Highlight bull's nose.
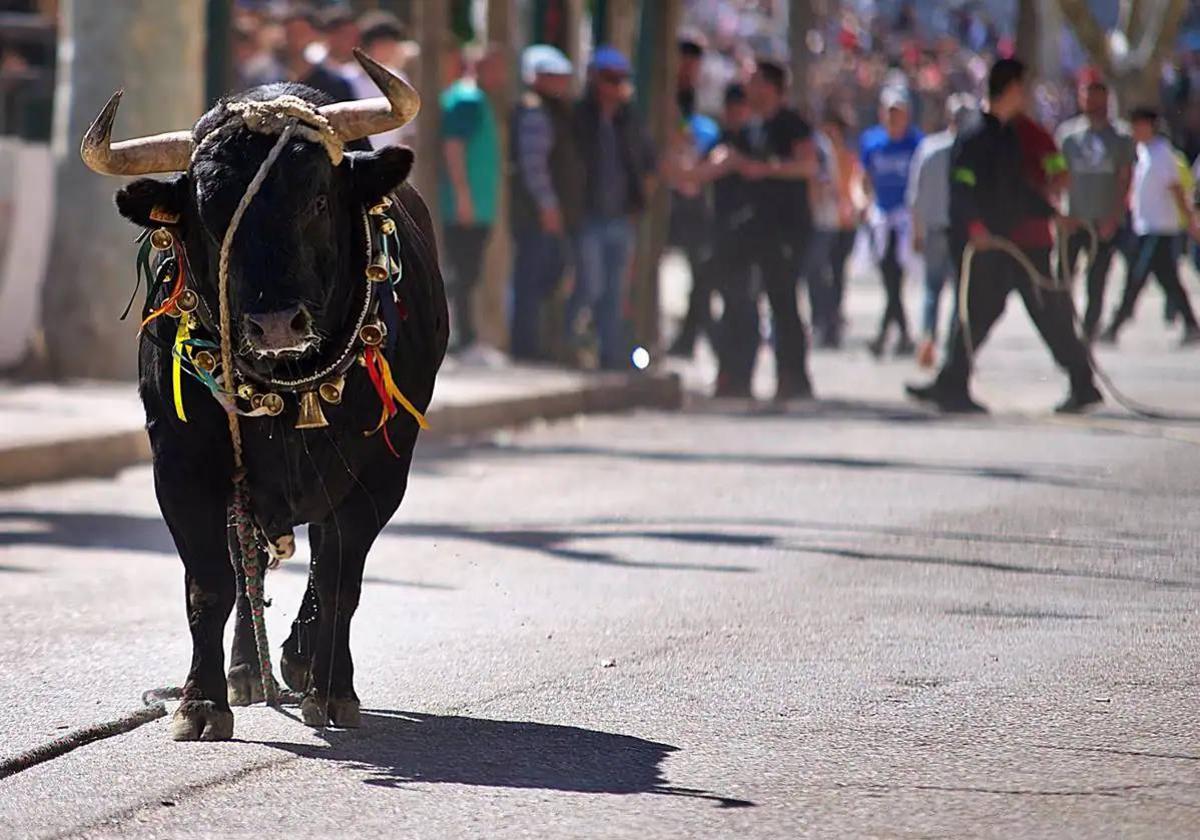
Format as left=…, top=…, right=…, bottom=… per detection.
left=243, top=305, right=315, bottom=356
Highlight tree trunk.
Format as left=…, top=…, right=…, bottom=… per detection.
left=40, top=0, right=205, bottom=380
left=1015, top=0, right=1040, bottom=78
left=1057, top=0, right=1187, bottom=112
left=477, top=0, right=516, bottom=351
left=789, top=0, right=816, bottom=114
left=413, top=1, right=446, bottom=237
left=606, top=0, right=636, bottom=58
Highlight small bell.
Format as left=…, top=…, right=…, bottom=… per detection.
left=295, top=390, right=329, bottom=429
left=193, top=351, right=217, bottom=373
left=260, top=393, right=284, bottom=416
left=380, top=218, right=396, bottom=235
left=359, top=323, right=385, bottom=346
left=177, top=288, right=199, bottom=314
left=318, top=376, right=344, bottom=405
left=237, top=384, right=256, bottom=402
left=365, top=260, right=390, bottom=283
left=368, top=196, right=392, bottom=215
left=149, top=228, right=174, bottom=251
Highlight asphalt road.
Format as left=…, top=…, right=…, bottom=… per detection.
left=1, top=281, right=1199, bottom=838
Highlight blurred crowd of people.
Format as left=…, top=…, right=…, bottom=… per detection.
left=225, top=2, right=1200, bottom=410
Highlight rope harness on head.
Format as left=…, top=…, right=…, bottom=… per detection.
left=958, top=224, right=1200, bottom=423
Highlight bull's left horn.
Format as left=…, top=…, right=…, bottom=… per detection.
left=319, top=48, right=420, bottom=142
left=80, top=90, right=195, bottom=176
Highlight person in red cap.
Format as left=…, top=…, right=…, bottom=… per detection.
left=1055, top=69, right=1135, bottom=341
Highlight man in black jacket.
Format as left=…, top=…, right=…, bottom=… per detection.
left=906, top=58, right=1101, bottom=415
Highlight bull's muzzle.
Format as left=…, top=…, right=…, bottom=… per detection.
left=242, top=305, right=318, bottom=360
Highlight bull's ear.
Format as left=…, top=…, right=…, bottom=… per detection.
left=115, top=175, right=190, bottom=228
left=346, top=147, right=415, bottom=208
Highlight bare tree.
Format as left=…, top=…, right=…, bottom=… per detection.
left=40, top=0, right=206, bottom=379
left=1058, top=0, right=1188, bottom=109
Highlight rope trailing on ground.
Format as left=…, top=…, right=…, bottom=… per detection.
left=958, top=225, right=1200, bottom=422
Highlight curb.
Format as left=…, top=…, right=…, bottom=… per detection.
left=0, top=372, right=681, bottom=489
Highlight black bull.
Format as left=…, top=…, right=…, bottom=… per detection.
left=104, top=83, right=447, bottom=740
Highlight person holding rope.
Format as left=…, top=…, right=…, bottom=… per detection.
left=906, top=58, right=1103, bottom=415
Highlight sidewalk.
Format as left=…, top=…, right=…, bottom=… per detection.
left=0, top=364, right=681, bottom=488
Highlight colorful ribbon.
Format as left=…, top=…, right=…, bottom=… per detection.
left=363, top=345, right=429, bottom=457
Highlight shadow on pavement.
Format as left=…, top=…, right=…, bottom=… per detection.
left=482, top=442, right=1105, bottom=492
left=263, top=709, right=754, bottom=808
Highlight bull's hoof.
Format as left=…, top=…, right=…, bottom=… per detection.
left=226, top=664, right=264, bottom=707
left=170, top=700, right=234, bottom=742
left=280, top=650, right=311, bottom=694
left=299, top=694, right=361, bottom=728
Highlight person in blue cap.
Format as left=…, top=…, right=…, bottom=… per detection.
left=567, top=45, right=658, bottom=369
left=509, top=45, right=583, bottom=361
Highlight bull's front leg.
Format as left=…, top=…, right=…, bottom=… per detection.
left=298, top=476, right=408, bottom=729
left=155, top=462, right=237, bottom=741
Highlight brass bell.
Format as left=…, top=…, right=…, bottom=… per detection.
left=318, top=376, right=344, bottom=405
left=250, top=393, right=266, bottom=410
left=237, top=384, right=256, bottom=401
left=177, top=288, right=199, bottom=314
left=295, top=390, right=329, bottom=429
left=368, top=196, right=392, bottom=215
left=149, top=228, right=174, bottom=251
left=365, top=261, right=390, bottom=283
left=380, top=218, right=396, bottom=235
left=359, top=323, right=384, bottom=346
left=260, top=393, right=284, bottom=416
left=193, top=350, right=217, bottom=373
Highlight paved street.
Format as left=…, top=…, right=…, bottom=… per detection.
left=1, top=274, right=1199, bottom=838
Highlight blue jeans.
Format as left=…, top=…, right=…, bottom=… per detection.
left=510, top=229, right=567, bottom=361
left=568, top=216, right=635, bottom=369
left=922, top=228, right=954, bottom=339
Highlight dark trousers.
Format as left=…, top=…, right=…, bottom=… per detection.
left=670, top=195, right=713, bottom=344
left=510, top=229, right=566, bottom=361
left=713, top=229, right=812, bottom=394
left=1066, top=228, right=1118, bottom=339
left=1110, top=234, right=1198, bottom=332
left=444, top=223, right=492, bottom=348
left=877, top=228, right=910, bottom=340
left=937, top=246, right=1095, bottom=395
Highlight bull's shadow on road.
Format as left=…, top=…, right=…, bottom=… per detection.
left=263, top=709, right=753, bottom=808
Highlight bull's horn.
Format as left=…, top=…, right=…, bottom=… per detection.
left=319, top=48, right=420, bottom=142
left=80, top=90, right=194, bottom=176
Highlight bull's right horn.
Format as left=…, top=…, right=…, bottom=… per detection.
left=319, top=48, right=420, bottom=143
left=80, top=90, right=195, bottom=176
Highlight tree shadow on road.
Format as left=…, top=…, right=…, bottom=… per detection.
left=262, top=709, right=754, bottom=808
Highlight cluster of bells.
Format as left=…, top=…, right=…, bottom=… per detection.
left=148, top=196, right=400, bottom=431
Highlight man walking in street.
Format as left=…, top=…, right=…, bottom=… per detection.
left=907, top=93, right=977, bottom=368
left=906, top=58, right=1102, bottom=415
left=440, top=44, right=506, bottom=356
left=509, top=46, right=582, bottom=362
left=860, top=88, right=923, bottom=358
left=1100, top=107, right=1200, bottom=346
left=1056, top=69, right=1135, bottom=342
left=568, top=46, right=657, bottom=370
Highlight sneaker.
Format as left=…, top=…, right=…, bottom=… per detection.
left=894, top=335, right=916, bottom=357
left=905, top=381, right=988, bottom=414
left=1181, top=326, right=1200, bottom=347
left=916, top=338, right=937, bottom=369
left=1055, top=384, right=1103, bottom=415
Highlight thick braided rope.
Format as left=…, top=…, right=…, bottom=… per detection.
left=217, top=121, right=298, bottom=706
left=197, top=95, right=344, bottom=164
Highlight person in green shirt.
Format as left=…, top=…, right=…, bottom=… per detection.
left=439, top=45, right=505, bottom=352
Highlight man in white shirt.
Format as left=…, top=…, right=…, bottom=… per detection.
left=1100, top=107, right=1200, bottom=346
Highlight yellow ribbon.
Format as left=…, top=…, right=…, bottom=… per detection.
left=377, top=351, right=429, bottom=430
left=173, top=317, right=191, bottom=422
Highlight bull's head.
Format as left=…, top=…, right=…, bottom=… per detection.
left=83, top=50, right=417, bottom=376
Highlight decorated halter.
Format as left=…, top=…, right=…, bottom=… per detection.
left=134, top=92, right=427, bottom=455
